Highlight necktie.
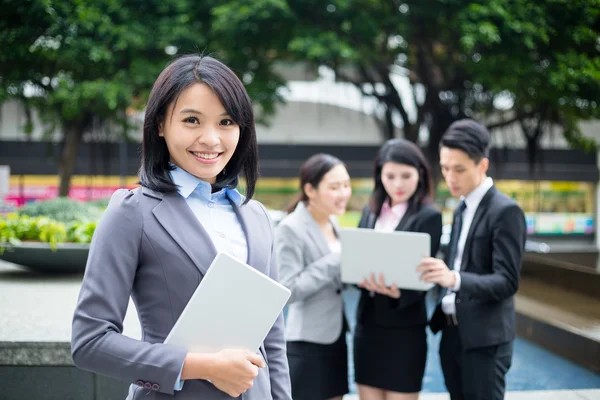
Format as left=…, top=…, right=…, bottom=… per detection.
left=438, top=200, right=467, bottom=302
left=446, top=200, right=467, bottom=271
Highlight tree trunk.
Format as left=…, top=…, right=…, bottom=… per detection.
left=426, top=109, right=455, bottom=190
left=58, top=120, right=85, bottom=197
left=383, top=106, right=395, bottom=140
left=404, top=124, right=419, bottom=143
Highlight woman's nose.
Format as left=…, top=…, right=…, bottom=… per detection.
left=197, top=126, right=220, bottom=147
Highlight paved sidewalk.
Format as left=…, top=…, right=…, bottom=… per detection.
left=344, top=389, right=600, bottom=400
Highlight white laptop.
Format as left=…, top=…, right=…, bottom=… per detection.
left=339, top=227, right=434, bottom=291
left=164, top=252, right=291, bottom=353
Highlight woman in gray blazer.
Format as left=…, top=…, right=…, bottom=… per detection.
left=275, top=153, right=352, bottom=400
left=71, top=55, right=291, bottom=400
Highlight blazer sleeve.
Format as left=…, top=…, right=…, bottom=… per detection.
left=459, top=204, right=526, bottom=302
left=395, top=208, right=443, bottom=309
left=71, top=189, right=187, bottom=395
left=257, top=205, right=292, bottom=400
left=275, top=223, right=340, bottom=303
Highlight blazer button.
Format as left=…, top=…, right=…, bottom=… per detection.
left=152, top=383, right=160, bottom=391
left=336, top=289, right=341, bottom=294
left=144, top=382, right=152, bottom=390
left=136, top=380, right=144, bottom=387
left=456, top=298, right=461, bottom=304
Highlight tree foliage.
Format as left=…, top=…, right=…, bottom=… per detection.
left=1, top=0, right=599, bottom=194
left=217, top=0, right=600, bottom=171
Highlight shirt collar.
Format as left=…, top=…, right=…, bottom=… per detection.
left=381, top=200, right=408, bottom=217
left=462, top=177, right=493, bottom=211
left=169, top=164, right=243, bottom=206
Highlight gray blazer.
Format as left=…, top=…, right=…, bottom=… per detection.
left=275, top=202, right=344, bottom=344
left=71, top=187, right=292, bottom=400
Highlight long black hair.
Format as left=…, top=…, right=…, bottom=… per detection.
left=369, top=139, right=433, bottom=215
left=285, top=153, right=345, bottom=213
left=139, top=55, right=259, bottom=203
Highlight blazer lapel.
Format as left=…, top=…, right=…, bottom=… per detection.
left=366, top=210, right=377, bottom=229
left=148, top=189, right=217, bottom=276
left=460, top=186, right=496, bottom=271
left=296, top=203, right=331, bottom=258
left=231, top=200, right=263, bottom=268
left=394, top=205, right=417, bottom=232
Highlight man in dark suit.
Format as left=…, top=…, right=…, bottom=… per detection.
left=417, top=119, right=527, bottom=400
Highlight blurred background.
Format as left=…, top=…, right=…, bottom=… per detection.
left=0, top=1, right=599, bottom=399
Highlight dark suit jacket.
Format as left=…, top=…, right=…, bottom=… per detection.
left=430, top=186, right=527, bottom=350
left=355, top=202, right=443, bottom=328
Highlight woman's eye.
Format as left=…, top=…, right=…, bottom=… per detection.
left=183, top=117, right=199, bottom=124
left=221, top=119, right=236, bottom=126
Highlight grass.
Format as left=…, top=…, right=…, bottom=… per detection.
left=337, top=211, right=361, bottom=227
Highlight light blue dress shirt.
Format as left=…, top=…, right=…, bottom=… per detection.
left=169, top=165, right=248, bottom=390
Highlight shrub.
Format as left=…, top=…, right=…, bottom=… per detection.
left=0, top=214, right=97, bottom=251
left=19, top=198, right=104, bottom=223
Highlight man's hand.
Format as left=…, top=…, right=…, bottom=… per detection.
left=417, top=257, right=456, bottom=288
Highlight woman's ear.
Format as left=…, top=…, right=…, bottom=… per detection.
left=303, top=182, right=316, bottom=200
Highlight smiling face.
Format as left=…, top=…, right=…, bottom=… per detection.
left=305, top=164, right=352, bottom=216
left=159, top=82, right=240, bottom=184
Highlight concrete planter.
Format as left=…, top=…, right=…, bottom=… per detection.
left=0, top=242, right=89, bottom=273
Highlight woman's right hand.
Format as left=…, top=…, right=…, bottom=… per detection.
left=210, top=349, right=265, bottom=397
left=182, top=349, right=265, bottom=397
left=358, top=272, right=401, bottom=299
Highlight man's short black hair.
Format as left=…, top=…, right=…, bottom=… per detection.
left=439, top=119, right=491, bottom=163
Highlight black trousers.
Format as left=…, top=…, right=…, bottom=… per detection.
left=439, top=326, right=513, bottom=400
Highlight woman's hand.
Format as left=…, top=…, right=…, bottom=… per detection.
left=358, top=272, right=401, bottom=299
left=182, top=349, right=265, bottom=397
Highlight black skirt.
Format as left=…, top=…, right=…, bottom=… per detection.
left=286, top=327, right=349, bottom=400
left=353, top=323, right=427, bottom=393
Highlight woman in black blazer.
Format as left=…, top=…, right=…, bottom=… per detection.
left=354, top=139, right=442, bottom=400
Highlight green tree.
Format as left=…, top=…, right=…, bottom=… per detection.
left=2, top=0, right=598, bottom=194
left=0, top=0, right=295, bottom=195
left=219, top=0, right=600, bottom=173
left=0, top=0, right=206, bottom=196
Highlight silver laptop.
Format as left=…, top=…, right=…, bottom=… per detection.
left=339, top=227, right=433, bottom=291
left=164, top=252, right=291, bottom=353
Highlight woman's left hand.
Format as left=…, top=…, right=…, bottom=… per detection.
left=358, top=272, right=401, bottom=299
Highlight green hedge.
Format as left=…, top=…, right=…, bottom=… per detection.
left=18, top=198, right=104, bottom=223
left=0, top=199, right=102, bottom=251
left=0, top=213, right=97, bottom=250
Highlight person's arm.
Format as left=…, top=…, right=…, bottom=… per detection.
left=355, top=206, right=375, bottom=293
left=258, top=205, right=292, bottom=400
left=459, top=205, right=526, bottom=302
left=394, top=210, right=443, bottom=309
left=71, top=189, right=187, bottom=395
left=275, top=223, right=340, bottom=303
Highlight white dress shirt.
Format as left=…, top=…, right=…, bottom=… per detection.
left=169, top=165, right=248, bottom=389
left=170, top=165, right=248, bottom=263
left=442, top=177, right=494, bottom=315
